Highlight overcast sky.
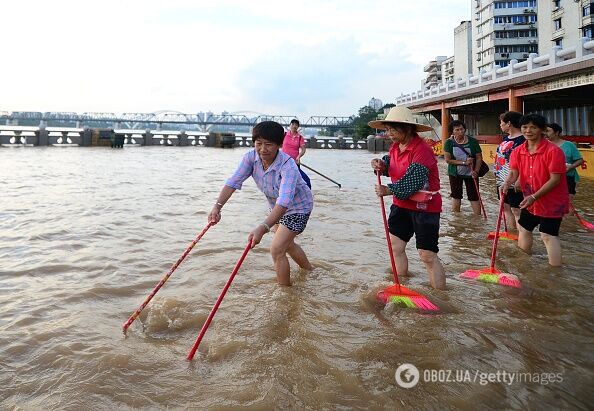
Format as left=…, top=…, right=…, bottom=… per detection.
left=2, top=0, right=470, bottom=118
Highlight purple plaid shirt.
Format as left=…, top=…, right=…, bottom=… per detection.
left=225, top=149, right=313, bottom=214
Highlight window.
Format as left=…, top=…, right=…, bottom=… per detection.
left=583, top=3, right=594, bottom=17
left=553, top=0, right=560, bottom=8
left=554, top=18, right=562, bottom=30
left=584, top=24, right=594, bottom=39
left=554, top=38, right=563, bottom=47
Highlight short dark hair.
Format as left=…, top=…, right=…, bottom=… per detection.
left=499, top=111, right=523, bottom=128
left=547, top=122, right=562, bottom=134
left=449, top=120, right=467, bottom=134
left=252, top=121, right=285, bottom=145
left=519, top=113, right=547, bottom=130
left=290, top=118, right=300, bottom=126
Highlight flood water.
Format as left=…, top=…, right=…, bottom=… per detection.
left=1, top=146, right=593, bottom=410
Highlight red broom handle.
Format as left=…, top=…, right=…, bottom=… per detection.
left=490, top=193, right=506, bottom=271
left=187, top=241, right=251, bottom=361
left=377, top=172, right=401, bottom=288
left=473, top=177, right=487, bottom=220
left=122, top=222, right=213, bottom=333
left=471, top=159, right=487, bottom=220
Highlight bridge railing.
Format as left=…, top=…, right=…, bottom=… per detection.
left=1, top=111, right=356, bottom=129
left=0, top=126, right=368, bottom=149
left=396, top=38, right=594, bottom=106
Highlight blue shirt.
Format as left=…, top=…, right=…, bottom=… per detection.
left=225, top=149, right=313, bottom=214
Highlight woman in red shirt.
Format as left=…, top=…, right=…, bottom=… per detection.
left=501, top=113, right=569, bottom=266
left=369, top=107, right=446, bottom=290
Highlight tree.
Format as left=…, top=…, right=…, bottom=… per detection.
left=352, top=105, right=381, bottom=139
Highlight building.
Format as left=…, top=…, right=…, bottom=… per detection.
left=454, top=21, right=474, bottom=80
left=368, top=97, right=383, bottom=111
left=441, top=56, right=456, bottom=84
left=422, top=56, right=448, bottom=90
left=472, top=0, right=539, bottom=73
left=538, top=0, right=593, bottom=55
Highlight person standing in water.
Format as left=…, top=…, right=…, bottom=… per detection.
left=443, top=120, right=484, bottom=216
left=545, top=122, right=583, bottom=200
left=494, top=111, right=525, bottom=230
left=208, top=121, right=313, bottom=286
left=501, top=114, right=569, bottom=267
left=281, top=119, right=311, bottom=189
left=369, top=106, right=446, bottom=290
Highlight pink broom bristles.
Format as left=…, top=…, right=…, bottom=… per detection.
left=460, top=269, right=521, bottom=289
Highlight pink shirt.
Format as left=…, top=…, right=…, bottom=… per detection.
left=509, top=138, right=569, bottom=218
left=389, top=135, right=442, bottom=213
left=282, top=131, right=305, bottom=160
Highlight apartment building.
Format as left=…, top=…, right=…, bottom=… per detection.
left=472, top=0, right=539, bottom=73
left=538, top=0, right=594, bottom=55
left=422, top=56, right=448, bottom=90
left=454, top=21, right=474, bottom=80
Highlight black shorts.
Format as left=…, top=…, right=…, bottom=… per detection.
left=388, top=205, right=440, bottom=253
left=449, top=175, right=479, bottom=201
left=518, top=208, right=562, bottom=236
left=566, top=175, right=576, bottom=195
left=496, top=187, right=524, bottom=208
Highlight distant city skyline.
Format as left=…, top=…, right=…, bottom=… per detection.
left=2, top=1, right=469, bottom=117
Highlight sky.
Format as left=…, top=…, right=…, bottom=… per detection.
left=2, top=0, right=470, bottom=118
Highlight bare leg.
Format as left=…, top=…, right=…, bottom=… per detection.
left=270, top=225, right=300, bottom=286
left=504, top=204, right=517, bottom=230
left=517, top=225, right=533, bottom=255
left=540, top=233, right=562, bottom=266
left=511, top=207, right=521, bottom=231
left=389, top=234, right=408, bottom=277
left=452, top=198, right=461, bottom=212
left=469, top=200, right=481, bottom=216
left=418, top=249, right=446, bottom=290
left=287, top=240, right=312, bottom=270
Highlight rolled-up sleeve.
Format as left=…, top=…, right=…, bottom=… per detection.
left=276, top=161, right=299, bottom=208
left=225, top=151, right=255, bottom=190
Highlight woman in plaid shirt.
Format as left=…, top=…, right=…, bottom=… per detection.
left=208, top=121, right=314, bottom=286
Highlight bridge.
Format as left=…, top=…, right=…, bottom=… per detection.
left=0, top=110, right=356, bottom=131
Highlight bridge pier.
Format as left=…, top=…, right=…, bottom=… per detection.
left=36, top=128, right=49, bottom=146
left=143, top=130, right=153, bottom=146
left=178, top=131, right=188, bottom=146
left=81, top=128, right=92, bottom=146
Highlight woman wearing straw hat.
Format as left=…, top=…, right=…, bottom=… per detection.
left=370, top=106, right=446, bottom=290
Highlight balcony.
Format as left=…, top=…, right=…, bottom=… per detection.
left=553, top=28, right=566, bottom=39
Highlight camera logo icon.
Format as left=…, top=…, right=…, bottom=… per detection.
left=395, top=363, right=420, bottom=388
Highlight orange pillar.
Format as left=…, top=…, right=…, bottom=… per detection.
left=441, top=102, right=450, bottom=150
left=508, top=88, right=523, bottom=113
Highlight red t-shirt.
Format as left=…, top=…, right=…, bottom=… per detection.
left=389, top=135, right=442, bottom=213
left=509, top=138, right=569, bottom=218
left=282, top=131, right=305, bottom=160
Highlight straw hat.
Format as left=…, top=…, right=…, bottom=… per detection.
left=368, top=106, right=433, bottom=132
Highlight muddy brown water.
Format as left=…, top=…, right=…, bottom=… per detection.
left=1, top=147, right=593, bottom=409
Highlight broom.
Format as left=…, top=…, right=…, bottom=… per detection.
left=461, top=194, right=521, bottom=288
left=375, top=172, right=439, bottom=311
left=570, top=202, right=594, bottom=232
left=487, top=211, right=518, bottom=241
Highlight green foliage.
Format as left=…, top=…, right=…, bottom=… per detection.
left=352, top=105, right=382, bottom=140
